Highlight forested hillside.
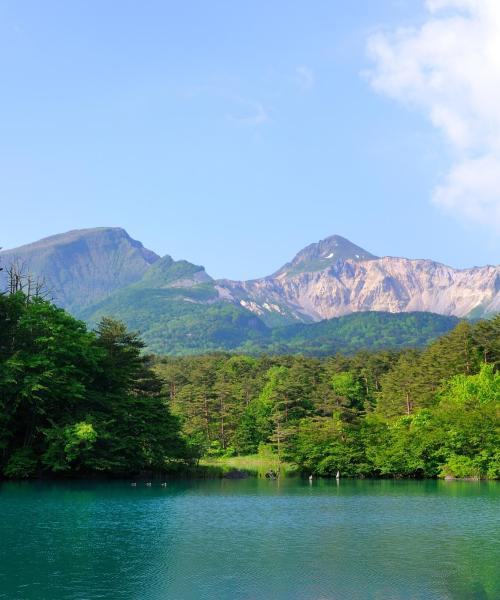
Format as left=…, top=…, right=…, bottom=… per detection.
left=81, top=282, right=269, bottom=355
left=238, top=311, right=459, bottom=356
left=84, top=292, right=459, bottom=355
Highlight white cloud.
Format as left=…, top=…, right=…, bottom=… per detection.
left=367, top=0, right=500, bottom=230
left=434, top=155, right=500, bottom=225
left=296, top=66, right=315, bottom=92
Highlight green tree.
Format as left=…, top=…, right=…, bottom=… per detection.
left=473, top=315, right=500, bottom=367
left=0, top=297, right=186, bottom=478
left=376, top=350, right=425, bottom=417
left=435, top=364, right=499, bottom=479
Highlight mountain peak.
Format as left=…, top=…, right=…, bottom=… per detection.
left=2, top=227, right=123, bottom=252
left=0, top=227, right=160, bottom=313
left=273, top=234, right=378, bottom=277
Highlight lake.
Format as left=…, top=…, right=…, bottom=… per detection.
left=0, top=478, right=498, bottom=599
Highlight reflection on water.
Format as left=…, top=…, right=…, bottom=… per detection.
left=0, top=479, right=498, bottom=600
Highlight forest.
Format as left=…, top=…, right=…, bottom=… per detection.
left=0, top=286, right=498, bottom=480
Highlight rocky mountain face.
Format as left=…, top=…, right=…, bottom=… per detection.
left=217, top=235, right=500, bottom=323
left=0, top=227, right=160, bottom=314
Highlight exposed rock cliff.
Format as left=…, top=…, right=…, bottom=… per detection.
left=218, top=237, right=499, bottom=323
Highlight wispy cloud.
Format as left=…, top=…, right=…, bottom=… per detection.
left=295, top=66, right=315, bottom=92
left=227, top=100, right=271, bottom=127
left=367, top=0, right=500, bottom=230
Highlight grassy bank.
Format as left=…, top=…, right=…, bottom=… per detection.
left=199, top=454, right=298, bottom=478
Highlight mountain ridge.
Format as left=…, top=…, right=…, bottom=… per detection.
left=0, top=227, right=160, bottom=313
left=219, top=254, right=499, bottom=324
left=1, top=227, right=498, bottom=355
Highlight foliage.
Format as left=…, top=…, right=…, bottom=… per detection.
left=3, top=448, right=38, bottom=478
left=0, top=292, right=187, bottom=478
left=434, top=364, right=499, bottom=479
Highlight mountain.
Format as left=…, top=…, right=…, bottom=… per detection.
left=0, top=227, right=159, bottom=314
left=272, top=234, right=378, bottom=277
left=218, top=236, right=500, bottom=324
left=79, top=254, right=268, bottom=355
left=1, top=228, right=498, bottom=355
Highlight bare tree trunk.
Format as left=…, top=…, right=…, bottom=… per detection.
left=220, top=397, right=225, bottom=449
left=405, top=391, right=411, bottom=415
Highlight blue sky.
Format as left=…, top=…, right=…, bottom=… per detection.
left=1, top=0, right=498, bottom=279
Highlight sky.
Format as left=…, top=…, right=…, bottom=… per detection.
left=0, top=0, right=499, bottom=279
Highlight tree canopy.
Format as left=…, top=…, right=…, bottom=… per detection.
left=0, top=292, right=187, bottom=478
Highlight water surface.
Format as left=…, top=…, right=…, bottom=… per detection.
left=1, top=478, right=498, bottom=599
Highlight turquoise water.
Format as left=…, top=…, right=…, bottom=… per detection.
left=0, top=479, right=498, bottom=599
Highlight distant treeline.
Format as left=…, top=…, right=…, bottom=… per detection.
left=236, top=311, right=459, bottom=356
left=0, top=288, right=498, bottom=479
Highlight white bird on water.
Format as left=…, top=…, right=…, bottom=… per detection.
left=146, top=482, right=152, bottom=487
left=336, top=471, right=340, bottom=480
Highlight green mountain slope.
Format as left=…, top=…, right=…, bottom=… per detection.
left=82, top=288, right=269, bottom=355
left=80, top=255, right=269, bottom=354
left=136, top=254, right=213, bottom=288
left=0, top=227, right=159, bottom=314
